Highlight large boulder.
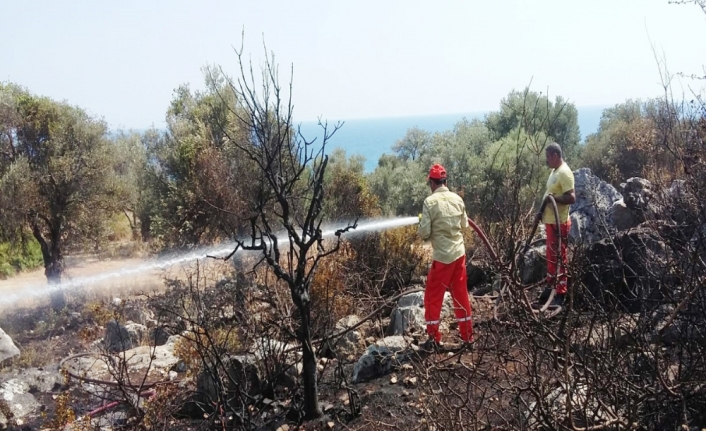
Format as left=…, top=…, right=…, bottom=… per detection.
left=569, top=168, right=623, bottom=244
left=386, top=305, right=425, bottom=337
left=386, top=292, right=426, bottom=337
left=583, top=227, right=672, bottom=312
left=0, top=327, right=20, bottom=363
left=610, top=199, right=634, bottom=231
left=104, top=320, right=133, bottom=353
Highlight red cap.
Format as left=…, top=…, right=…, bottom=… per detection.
left=427, top=163, right=447, bottom=180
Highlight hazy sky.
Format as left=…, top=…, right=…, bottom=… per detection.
left=1, top=0, right=704, bottom=130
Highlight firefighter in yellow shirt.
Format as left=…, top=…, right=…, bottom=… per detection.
left=535, top=142, right=575, bottom=307
left=418, top=164, right=474, bottom=345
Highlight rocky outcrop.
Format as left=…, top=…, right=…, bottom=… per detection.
left=583, top=227, right=673, bottom=312
left=569, top=168, right=623, bottom=244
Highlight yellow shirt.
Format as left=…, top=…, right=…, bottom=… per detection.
left=418, top=186, right=468, bottom=264
left=542, top=161, right=574, bottom=224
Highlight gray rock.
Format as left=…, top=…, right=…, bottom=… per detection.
left=519, top=245, right=546, bottom=285
left=397, top=291, right=424, bottom=308
left=0, top=379, right=41, bottom=428
left=352, top=336, right=417, bottom=383
left=0, top=327, right=20, bottom=363
left=118, top=300, right=155, bottom=326
left=335, top=315, right=361, bottom=330
left=610, top=199, right=635, bottom=231
left=621, top=177, right=653, bottom=212
left=569, top=168, right=623, bottom=244
left=569, top=211, right=586, bottom=243
left=125, top=322, right=148, bottom=346
left=386, top=306, right=425, bottom=336
left=14, top=367, right=64, bottom=393
left=196, top=355, right=261, bottom=404
left=104, top=320, right=133, bottom=353
left=320, top=315, right=365, bottom=358
left=149, top=326, right=170, bottom=346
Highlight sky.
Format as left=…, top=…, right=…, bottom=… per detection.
left=1, top=0, right=705, bottom=130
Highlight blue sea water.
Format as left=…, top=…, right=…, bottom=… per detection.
left=299, top=106, right=607, bottom=173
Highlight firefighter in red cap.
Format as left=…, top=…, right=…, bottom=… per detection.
left=418, top=163, right=474, bottom=347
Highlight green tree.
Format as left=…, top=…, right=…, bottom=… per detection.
left=485, top=88, right=580, bottom=160
left=391, top=126, right=431, bottom=161
left=322, top=147, right=380, bottom=220
left=148, top=68, right=256, bottom=247
left=0, top=83, right=121, bottom=300
left=581, top=100, right=663, bottom=185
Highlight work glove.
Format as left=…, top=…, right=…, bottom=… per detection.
left=418, top=213, right=423, bottom=222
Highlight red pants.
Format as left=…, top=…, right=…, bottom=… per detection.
left=424, top=256, right=473, bottom=342
left=546, top=219, right=571, bottom=295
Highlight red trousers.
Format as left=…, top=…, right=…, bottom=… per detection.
left=425, top=255, right=473, bottom=342
left=546, top=219, right=571, bottom=295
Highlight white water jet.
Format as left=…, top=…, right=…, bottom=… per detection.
left=0, top=216, right=420, bottom=306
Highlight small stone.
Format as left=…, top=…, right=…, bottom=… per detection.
left=390, top=375, right=398, bottom=384
left=327, top=421, right=335, bottom=429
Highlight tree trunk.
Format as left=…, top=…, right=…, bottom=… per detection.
left=298, top=303, right=323, bottom=420
left=31, top=217, right=66, bottom=310
left=139, top=213, right=151, bottom=242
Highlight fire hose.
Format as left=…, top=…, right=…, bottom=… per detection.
left=465, top=194, right=562, bottom=315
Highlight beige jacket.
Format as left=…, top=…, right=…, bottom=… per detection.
left=418, top=186, right=468, bottom=264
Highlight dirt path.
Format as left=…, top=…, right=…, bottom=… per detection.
left=0, top=255, right=231, bottom=311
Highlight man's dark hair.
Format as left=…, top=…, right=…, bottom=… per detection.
left=546, top=142, right=563, bottom=158
left=431, top=178, right=447, bottom=186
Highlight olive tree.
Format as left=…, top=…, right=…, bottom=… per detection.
left=0, top=83, right=121, bottom=306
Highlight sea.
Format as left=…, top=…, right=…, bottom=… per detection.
left=299, top=105, right=608, bottom=173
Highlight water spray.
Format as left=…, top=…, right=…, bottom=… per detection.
left=0, top=216, right=420, bottom=306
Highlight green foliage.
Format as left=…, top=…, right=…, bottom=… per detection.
left=580, top=99, right=677, bottom=186
left=392, top=126, right=431, bottom=161
left=0, top=237, right=43, bottom=278
left=368, top=88, right=575, bottom=225
left=323, top=148, right=381, bottom=220
left=0, top=82, right=123, bottom=279
left=485, top=88, right=581, bottom=160
left=147, top=68, right=262, bottom=247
